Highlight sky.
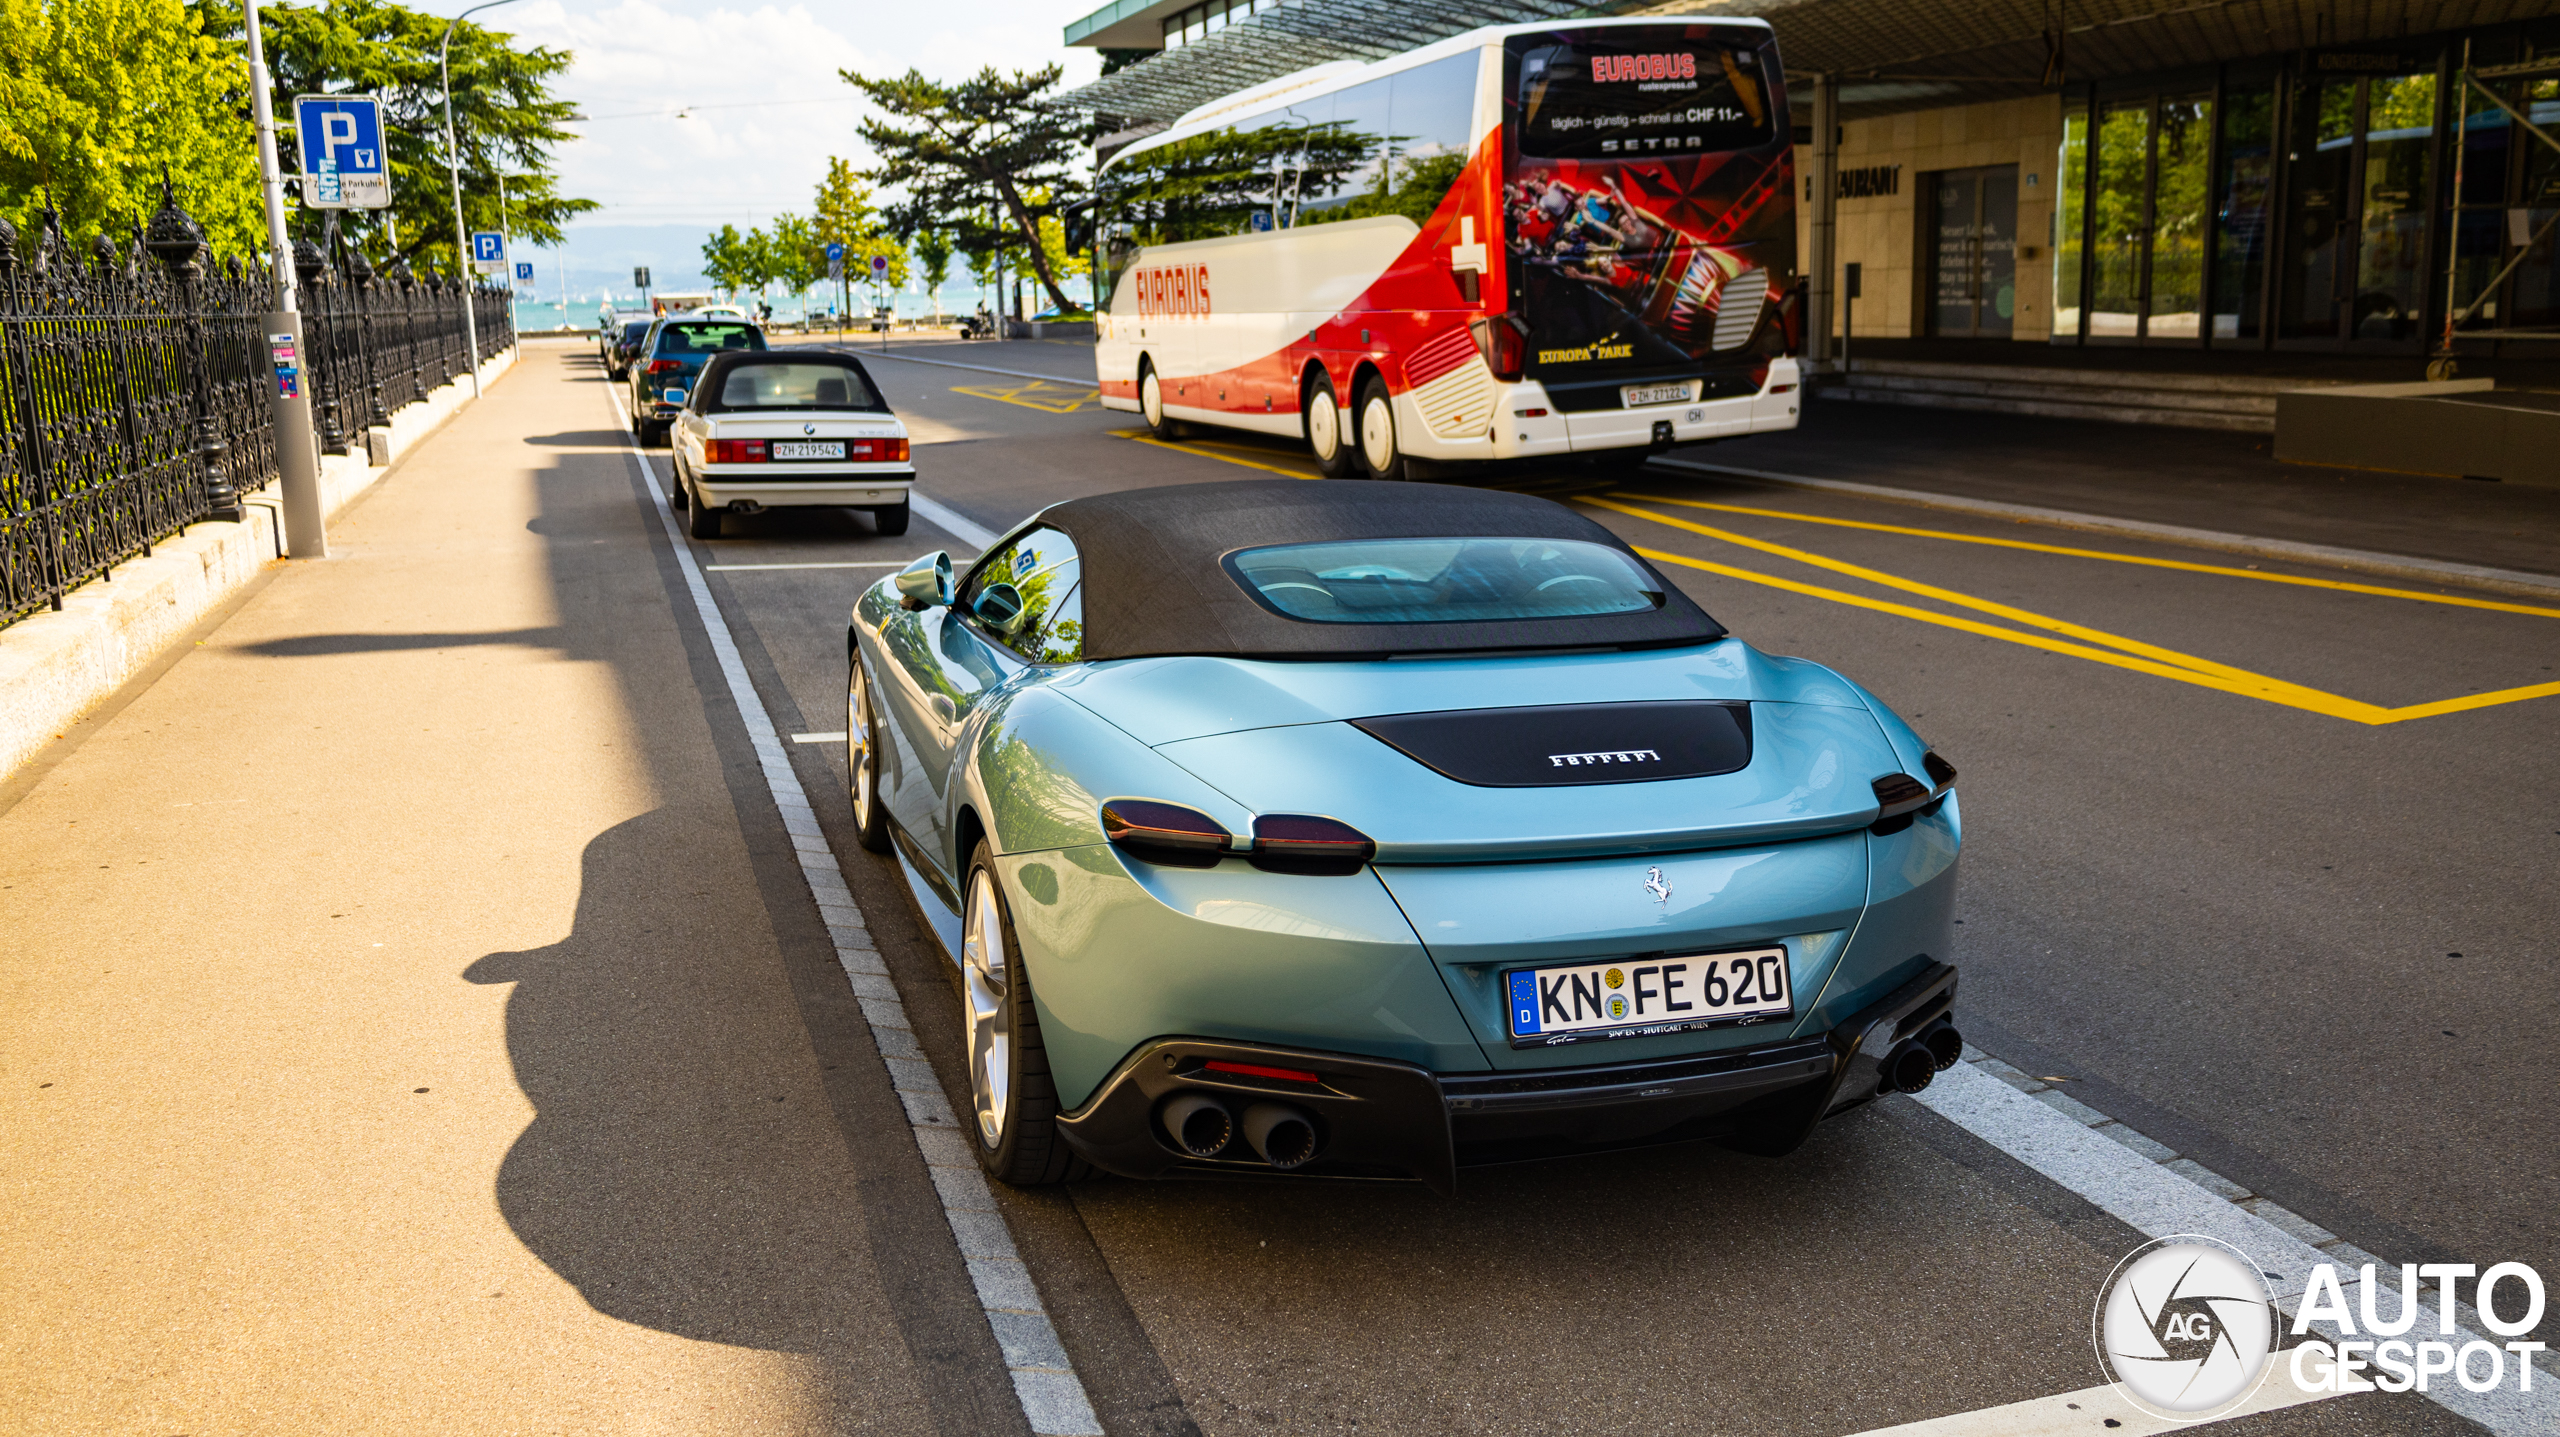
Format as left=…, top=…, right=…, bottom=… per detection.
left=406, top=0, right=1104, bottom=299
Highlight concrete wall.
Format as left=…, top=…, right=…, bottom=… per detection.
left=0, top=346, right=519, bottom=785
left=1796, top=94, right=2066, bottom=343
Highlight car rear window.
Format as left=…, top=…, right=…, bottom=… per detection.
left=706, top=361, right=883, bottom=411
left=657, top=322, right=764, bottom=355
left=620, top=321, right=651, bottom=340
left=1225, top=537, right=1665, bottom=624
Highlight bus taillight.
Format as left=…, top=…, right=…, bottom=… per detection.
left=1469, top=316, right=1527, bottom=383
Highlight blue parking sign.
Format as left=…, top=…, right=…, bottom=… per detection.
left=471, top=232, right=506, bottom=271
left=291, top=95, right=390, bottom=209
left=514, top=261, right=536, bottom=282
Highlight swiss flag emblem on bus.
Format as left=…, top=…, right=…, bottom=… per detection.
left=1135, top=262, right=1211, bottom=318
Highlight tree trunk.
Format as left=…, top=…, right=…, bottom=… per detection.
left=993, top=176, right=1076, bottom=315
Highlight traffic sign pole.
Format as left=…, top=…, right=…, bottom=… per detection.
left=245, top=0, right=327, bottom=559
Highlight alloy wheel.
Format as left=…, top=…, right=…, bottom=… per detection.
left=962, top=869, right=1012, bottom=1148
left=847, top=663, right=876, bottom=829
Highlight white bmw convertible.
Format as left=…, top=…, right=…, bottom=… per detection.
left=670, top=350, right=916, bottom=539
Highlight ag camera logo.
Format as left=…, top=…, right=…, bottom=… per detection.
left=2094, top=1237, right=2278, bottom=1419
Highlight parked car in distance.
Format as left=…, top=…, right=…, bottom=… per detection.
left=604, top=318, right=653, bottom=381
left=670, top=350, right=914, bottom=540
left=629, top=316, right=765, bottom=443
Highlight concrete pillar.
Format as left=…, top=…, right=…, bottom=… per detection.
left=1806, top=74, right=1839, bottom=372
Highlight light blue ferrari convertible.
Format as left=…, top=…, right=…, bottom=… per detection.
left=845, top=480, right=1960, bottom=1194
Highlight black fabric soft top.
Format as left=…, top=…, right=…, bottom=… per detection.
left=692, top=350, right=889, bottom=413
left=1035, top=479, right=1724, bottom=660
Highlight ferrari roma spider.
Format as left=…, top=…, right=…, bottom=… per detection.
left=846, top=480, right=1961, bottom=1194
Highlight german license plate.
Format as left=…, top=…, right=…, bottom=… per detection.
left=771, top=440, right=845, bottom=461
left=1622, top=381, right=1695, bottom=408
left=1504, top=947, right=1791, bottom=1047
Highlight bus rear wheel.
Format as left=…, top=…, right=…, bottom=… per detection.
left=1140, top=365, right=1182, bottom=439
left=1304, top=374, right=1359, bottom=478
left=1355, top=375, right=1407, bottom=481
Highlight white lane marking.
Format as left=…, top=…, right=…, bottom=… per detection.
left=910, top=493, right=1001, bottom=551
left=1844, top=1372, right=2333, bottom=1437
left=704, top=561, right=909, bottom=571
left=1914, top=1063, right=2559, bottom=1435
left=856, top=349, right=1093, bottom=384
left=791, top=731, right=847, bottom=744
left=611, top=399, right=1104, bottom=1437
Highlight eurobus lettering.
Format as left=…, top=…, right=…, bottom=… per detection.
left=1092, top=16, right=1803, bottom=481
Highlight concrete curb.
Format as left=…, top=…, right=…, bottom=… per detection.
left=1654, top=457, right=2560, bottom=602
left=0, top=347, right=519, bottom=784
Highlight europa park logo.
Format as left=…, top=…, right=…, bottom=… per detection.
left=2094, top=1237, right=2279, bottom=1419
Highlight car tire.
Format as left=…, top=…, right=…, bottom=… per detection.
left=960, top=843, right=1088, bottom=1186
left=846, top=647, right=891, bottom=853
left=1305, top=372, right=1359, bottom=479
left=872, top=501, right=910, bottom=537
left=1139, top=363, right=1182, bottom=440
left=686, top=488, right=722, bottom=539
left=1354, top=375, right=1407, bottom=481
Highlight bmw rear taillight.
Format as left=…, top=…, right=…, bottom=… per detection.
left=1248, top=814, right=1376, bottom=876
left=705, top=439, right=767, bottom=463
left=1101, top=800, right=1232, bottom=868
left=850, top=438, right=910, bottom=462
left=1469, top=316, right=1526, bottom=382
left=648, top=358, right=683, bottom=375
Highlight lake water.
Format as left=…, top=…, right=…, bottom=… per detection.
left=510, top=280, right=1085, bottom=333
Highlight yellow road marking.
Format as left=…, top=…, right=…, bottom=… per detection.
left=953, top=379, right=1099, bottom=413
left=1113, top=428, right=1320, bottom=479
left=1592, top=499, right=2560, bottom=726
left=1611, top=491, right=2560, bottom=620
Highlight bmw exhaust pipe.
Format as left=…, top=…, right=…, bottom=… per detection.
left=1241, top=1103, right=1319, bottom=1169
left=1159, top=1094, right=1234, bottom=1157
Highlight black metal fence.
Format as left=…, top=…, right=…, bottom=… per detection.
left=0, top=192, right=515, bottom=628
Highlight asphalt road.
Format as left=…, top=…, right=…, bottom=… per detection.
left=628, top=338, right=2558, bottom=1432
left=6, top=339, right=2541, bottom=1434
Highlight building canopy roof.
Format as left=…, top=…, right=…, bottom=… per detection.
left=1061, top=0, right=2555, bottom=129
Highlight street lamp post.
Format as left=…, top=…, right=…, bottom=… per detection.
left=441, top=0, right=522, bottom=399
left=243, top=0, right=326, bottom=557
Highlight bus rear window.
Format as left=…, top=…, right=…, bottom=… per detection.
left=1514, top=31, right=1774, bottom=160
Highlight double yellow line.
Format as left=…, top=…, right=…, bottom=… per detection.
left=1586, top=494, right=2560, bottom=726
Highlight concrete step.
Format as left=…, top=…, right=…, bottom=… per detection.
left=1838, top=370, right=2279, bottom=416
left=1819, top=383, right=2278, bottom=433
left=1841, top=358, right=2349, bottom=397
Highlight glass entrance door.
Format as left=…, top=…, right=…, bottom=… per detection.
left=1928, top=165, right=2018, bottom=337
left=2279, top=65, right=2439, bottom=343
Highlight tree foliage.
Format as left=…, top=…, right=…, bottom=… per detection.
left=239, top=0, right=595, bottom=272
left=0, top=0, right=263, bottom=258
left=843, top=64, right=1085, bottom=312
left=913, top=228, right=952, bottom=305
left=812, top=157, right=907, bottom=288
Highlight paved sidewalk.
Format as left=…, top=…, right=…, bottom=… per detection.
left=0, top=348, right=1006, bottom=1434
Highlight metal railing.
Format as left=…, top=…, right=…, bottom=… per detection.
left=0, top=191, right=515, bottom=628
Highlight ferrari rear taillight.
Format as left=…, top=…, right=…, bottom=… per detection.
left=1101, top=802, right=1377, bottom=875
left=851, top=437, right=910, bottom=462
left=1248, top=814, right=1376, bottom=877
left=1101, top=800, right=1233, bottom=868
left=1468, top=315, right=1526, bottom=382
left=705, top=439, right=767, bottom=463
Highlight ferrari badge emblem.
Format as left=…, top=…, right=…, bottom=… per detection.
left=1644, top=866, right=1671, bottom=904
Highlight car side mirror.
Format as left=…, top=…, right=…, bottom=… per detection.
left=896, top=551, right=953, bottom=610
left=971, top=581, right=1027, bottom=636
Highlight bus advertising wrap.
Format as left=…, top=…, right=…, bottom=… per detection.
left=1506, top=27, right=1795, bottom=382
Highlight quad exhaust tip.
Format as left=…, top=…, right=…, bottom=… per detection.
left=1159, top=1093, right=1234, bottom=1157
left=1881, top=1021, right=1964, bottom=1096
left=1242, top=1102, right=1319, bottom=1169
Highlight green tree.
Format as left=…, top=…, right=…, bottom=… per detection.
left=243, top=0, right=595, bottom=272
left=812, top=157, right=907, bottom=287
left=913, top=229, right=952, bottom=316
left=0, top=0, right=262, bottom=257
left=701, top=222, right=752, bottom=296
left=843, top=64, right=1085, bottom=312
left=767, top=210, right=821, bottom=313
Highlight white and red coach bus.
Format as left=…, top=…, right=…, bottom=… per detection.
left=1092, top=16, right=1802, bottom=479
